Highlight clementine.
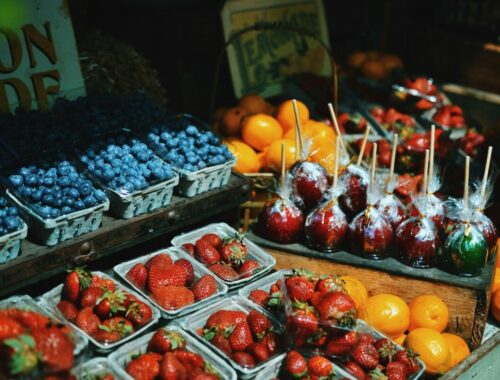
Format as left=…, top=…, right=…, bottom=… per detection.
left=225, top=138, right=260, bottom=173
left=305, top=120, right=336, bottom=141
left=238, top=94, right=273, bottom=114
left=266, top=139, right=297, bottom=171
left=309, top=137, right=337, bottom=175
left=393, top=334, right=407, bottom=346
left=405, top=328, right=451, bottom=375
left=360, top=294, right=410, bottom=338
left=492, top=267, right=500, bottom=293
left=241, top=114, right=283, bottom=151
left=491, top=288, right=500, bottom=322
left=408, top=295, right=449, bottom=332
left=275, top=100, right=309, bottom=132
left=339, top=275, right=368, bottom=311
left=220, top=107, right=248, bottom=137
left=442, top=333, right=470, bottom=368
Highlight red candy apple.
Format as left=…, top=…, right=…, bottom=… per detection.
left=375, top=193, right=407, bottom=231
left=290, top=161, right=329, bottom=211
left=339, top=165, right=369, bottom=217
left=258, top=197, right=304, bottom=244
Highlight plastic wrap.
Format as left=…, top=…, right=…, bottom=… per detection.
left=290, top=160, right=330, bottom=211
left=338, top=164, right=370, bottom=217
left=409, top=173, right=445, bottom=230
left=469, top=180, right=498, bottom=254
left=375, top=176, right=407, bottom=231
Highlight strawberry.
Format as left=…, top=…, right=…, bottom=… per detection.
left=308, top=355, right=333, bottom=377
left=0, top=316, right=24, bottom=340
left=325, top=330, right=358, bottom=356
left=344, top=360, right=366, bottom=380
left=368, top=367, right=388, bottom=379
left=394, top=349, right=420, bottom=375
left=192, top=274, right=218, bottom=301
left=246, top=310, right=270, bottom=340
left=289, top=302, right=318, bottom=332
left=316, top=291, right=356, bottom=328
left=307, top=328, right=327, bottom=346
left=211, top=333, right=232, bottom=355
left=352, top=342, right=380, bottom=370
left=63, top=268, right=92, bottom=303
left=181, top=243, right=195, bottom=256
left=95, top=290, right=127, bottom=319
left=1, top=309, right=49, bottom=330
left=160, top=352, right=187, bottom=379
left=310, top=291, right=324, bottom=310
left=315, top=275, right=344, bottom=293
left=220, top=234, right=247, bottom=266
left=205, top=310, right=247, bottom=333
left=249, top=289, right=269, bottom=307
left=151, top=286, right=194, bottom=310
left=201, top=233, right=223, bottom=249
left=90, top=275, right=116, bottom=292
left=231, top=351, right=255, bottom=368
left=148, top=328, right=186, bottom=353
left=56, top=300, right=78, bottom=323
left=75, top=307, right=100, bottom=335
left=237, top=260, right=260, bottom=278
left=191, top=373, right=218, bottom=380
left=32, top=326, right=74, bottom=372
left=80, top=287, right=104, bottom=308
left=358, top=333, right=376, bottom=345
left=145, top=253, right=172, bottom=270
left=173, top=350, right=205, bottom=369
left=229, top=322, right=253, bottom=351
left=261, top=330, right=281, bottom=354
left=126, top=352, right=162, bottom=380
left=126, top=263, right=148, bottom=290
left=96, top=317, right=134, bottom=342
left=270, top=280, right=281, bottom=293
left=208, top=263, right=238, bottom=281
left=374, top=338, right=397, bottom=364
left=285, top=351, right=307, bottom=378
left=246, top=342, right=269, bottom=363
left=175, top=259, right=194, bottom=286
left=2, top=334, right=39, bottom=377
left=195, top=239, right=220, bottom=265
left=148, top=264, right=187, bottom=293
left=386, top=361, right=407, bottom=380
left=126, top=300, right=153, bottom=328
left=285, top=276, right=315, bottom=302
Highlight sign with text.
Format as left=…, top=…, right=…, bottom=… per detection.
left=221, top=0, right=330, bottom=98
left=0, top=0, right=85, bottom=113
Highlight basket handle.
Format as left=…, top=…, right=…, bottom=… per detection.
left=210, top=21, right=338, bottom=119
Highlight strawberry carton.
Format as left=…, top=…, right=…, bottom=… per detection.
left=73, top=357, right=121, bottom=380
left=419, top=104, right=468, bottom=140
left=114, top=247, right=228, bottom=319
left=180, top=296, right=286, bottom=379
left=108, top=323, right=237, bottom=380
left=40, top=270, right=160, bottom=352
left=171, top=223, right=276, bottom=288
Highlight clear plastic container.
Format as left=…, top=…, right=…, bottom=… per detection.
left=73, top=357, right=122, bottom=380
left=40, top=271, right=160, bottom=353
left=114, top=247, right=228, bottom=319
left=108, top=323, right=237, bottom=380
left=179, top=295, right=286, bottom=379
left=171, top=223, right=276, bottom=288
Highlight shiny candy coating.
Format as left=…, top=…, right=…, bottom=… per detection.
left=258, top=197, right=304, bottom=244
left=374, top=193, right=407, bottom=231
left=290, top=161, right=329, bottom=211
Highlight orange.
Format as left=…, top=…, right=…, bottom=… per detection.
left=360, top=59, right=388, bottom=80
left=275, top=100, right=309, bottom=132
left=360, top=294, right=410, bottom=338
left=347, top=51, right=367, bottom=68
left=305, top=120, right=336, bottom=141
left=493, top=267, right=500, bottom=293
left=491, top=288, right=500, bottom=322
left=265, top=139, right=297, bottom=172
left=225, top=138, right=260, bottom=173
left=238, top=94, right=273, bottom=114
left=442, top=333, right=470, bottom=368
left=309, top=137, right=337, bottom=175
left=405, top=328, right=452, bottom=375
left=339, top=275, right=368, bottom=311
left=241, top=114, right=283, bottom=151
left=381, top=54, right=403, bottom=71
left=408, top=295, right=449, bottom=332
left=393, top=334, right=407, bottom=346
left=220, top=107, right=248, bottom=137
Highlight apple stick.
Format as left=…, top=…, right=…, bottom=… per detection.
left=464, top=155, right=470, bottom=209
left=292, top=99, right=304, bottom=161
left=481, top=146, right=493, bottom=198
left=328, top=103, right=348, bottom=158
left=370, top=143, right=378, bottom=193
left=422, top=149, right=430, bottom=196
left=333, top=137, right=340, bottom=189
left=387, top=133, right=398, bottom=191
left=280, top=143, right=286, bottom=190
left=428, top=124, right=435, bottom=192
left=357, top=126, right=371, bottom=166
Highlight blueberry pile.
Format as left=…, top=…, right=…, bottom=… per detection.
left=80, top=136, right=175, bottom=194
left=147, top=124, right=233, bottom=172
left=0, top=197, right=23, bottom=236
left=8, top=162, right=107, bottom=220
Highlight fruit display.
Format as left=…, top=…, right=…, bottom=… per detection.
left=337, top=112, right=368, bottom=134
left=369, top=106, right=416, bottom=139
left=392, top=76, right=445, bottom=112
left=352, top=137, right=393, bottom=168
left=431, top=105, right=466, bottom=129
left=43, top=269, right=159, bottom=350
left=74, top=358, right=119, bottom=380
left=338, top=164, right=370, bottom=217
left=347, top=51, right=403, bottom=80
left=239, top=270, right=286, bottom=317
left=115, top=248, right=227, bottom=317
left=0, top=197, right=24, bottom=237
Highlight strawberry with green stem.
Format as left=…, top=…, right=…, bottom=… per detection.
left=147, top=328, right=186, bottom=354
left=220, top=233, right=248, bottom=266
left=95, top=290, right=127, bottom=319
left=63, top=267, right=92, bottom=303
left=3, top=334, right=40, bottom=377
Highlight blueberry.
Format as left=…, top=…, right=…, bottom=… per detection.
left=38, top=206, right=52, bottom=219
left=43, top=176, right=55, bottom=187
left=186, top=125, right=198, bottom=136
left=31, top=189, right=43, bottom=202
left=43, top=194, right=54, bottom=206
left=0, top=210, right=6, bottom=219
left=80, top=184, right=93, bottom=196
left=198, top=160, right=207, bottom=169
left=9, top=175, right=23, bottom=187
left=52, top=185, right=62, bottom=193
left=166, top=138, right=179, bottom=148
left=63, top=197, right=75, bottom=207
left=121, top=182, right=135, bottom=193
left=95, top=190, right=106, bottom=202
left=58, top=176, right=71, bottom=187
left=19, top=167, right=31, bottom=177
left=0, top=197, right=6, bottom=208
left=66, top=188, right=80, bottom=199
left=74, top=200, right=85, bottom=210
left=25, top=174, right=37, bottom=186
left=160, top=132, right=171, bottom=141
left=61, top=206, right=73, bottom=215
left=83, top=195, right=97, bottom=207
left=19, top=187, right=33, bottom=199
left=7, top=207, right=18, bottom=217
left=5, top=217, right=19, bottom=232
left=183, top=164, right=197, bottom=172
left=53, top=197, right=63, bottom=208
left=103, top=169, right=115, bottom=180
left=58, top=166, right=71, bottom=176
left=186, top=154, right=198, bottom=164
left=50, top=208, right=61, bottom=218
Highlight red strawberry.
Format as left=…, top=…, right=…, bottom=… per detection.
left=192, top=274, right=218, bottom=301
left=211, top=333, right=233, bottom=355
left=246, top=342, right=270, bottom=363
left=247, top=310, right=270, bottom=340
left=386, top=361, right=408, bottom=380
left=220, top=234, right=247, bottom=266
left=126, top=352, right=162, bottom=380
left=75, top=307, right=100, bottom=335
left=285, top=351, right=307, bottom=378
left=231, top=351, right=255, bottom=368
left=316, top=276, right=344, bottom=293
left=90, top=275, right=115, bottom=292
left=208, top=263, right=239, bottom=282
left=182, top=243, right=195, bottom=256
left=152, top=286, right=194, bottom=310
left=394, top=349, right=420, bottom=375
left=56, top=300, right=78, bottom=323
left=175, top=259, right=195, bottom=286
left=308, top=355, right=333, bottom=377
left=261, top=331, right=281, bottom=354
left=148, top=328, right=186, bottom=354
left=249, top=289, right=269, bottom=307
left=32, top=326, right=74, bottom=372
left=309, top=291, right=323, bottom=310
left=95, top=290, right=127, bottom=319
left=344, top=360, right=366, bottom=380
left=289, top=302, right=318, bottom=332
left=98, top=317, right=134, bottom=341
left=205, top=310, right=247, bottom=332
left=173, top=350, right=205, bottom=369
left=316, top=291, right=357, bottom=328
left=126, top=301, right=153, bottom=328
left=2, top=334, right=40, bottom=376
left=1, top=309, right=49, bottom=330
left=0, top=316, right=24, bottom=340
left=126, top=263, right=148, bottom=290
left=195, top=239, right=220, bottom=265
left=80, top=287, right=104, bottom=308
left=307, top=328, right=327, bottom=347
left=63, top=268, right=92, bottom=303
left=201, top=233, right=223, bottom=249
left=358, top=333, right=376, bottom=345
left=160, top=352, right=187, bottom=379
left=374, top=338, right=398, bottom=364
left=148, top=264, right=187, bottom=294
left=285, top=276, right=314, bottom=302
left=145, top=253, right=172, bottom=270
left=325, top=330, right=358, bottom=356
left=237, top=260, right=260, bottom=278
left=191, top=373, right=218, bottom=380
left=352, top=342, right=380, bottom=370
left=229, top=322, right=253, bottom=351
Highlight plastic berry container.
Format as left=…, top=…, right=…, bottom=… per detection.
left=72, top=357, right=122, bottom=380
left=0, top=195, right=28, bottom=264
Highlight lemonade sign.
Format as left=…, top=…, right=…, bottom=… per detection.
left=222, top=0, right=330, bottom=98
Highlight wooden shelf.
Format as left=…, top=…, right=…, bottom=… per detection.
left=0, top=174, right=250, bottom=297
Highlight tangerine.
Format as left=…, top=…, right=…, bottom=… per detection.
left=241, top=114, right=283, bottom=151
left=442, top=333, right=470, bottom=368
left=275, top=100, right=309, bottom=132
left=491, top=288, right=500, bottom=322
left=339, top=275, right=368, bottom=311
left=492, top=267, right=500, bottom=293
left=408, top=295, right=449, bottom=332
left=309, top=137, right=337, bottom=175
left=393, top=334, right=407, bottom=346
left=265, top=139, right=297, bottom=171
left=225, top=138, right=260, bottom=173
left=360, top=294, right=410, bottom=338
left=220, top=107, right=248, bottom=137
left=305, top=120, right=336, bottom=141
left=405, top=328, right=452, bottom=375
left=238, top=94, right=273, bottom=114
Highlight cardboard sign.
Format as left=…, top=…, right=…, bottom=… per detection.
left=221, top=0, right=330, bottom=98
left=0, top=0, right=85, bottom=113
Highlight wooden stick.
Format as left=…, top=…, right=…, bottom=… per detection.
left=481, top=146, right=493, bottom=198
left=387, top=133, right=398, bottom=191
left=280, top=143, right=286, bottom=190
left=422, top=149, right=430, bottom=196
left=357, top=126, right=371, bottom=166
left=428, top=124, right=435, bottom=191
left=370, top=143, right=377, bottom=193
left=333, top=137, right=340, bottom=189
left=328, top=103, right=348, bottom=158
left=294, top=125, right=299, bottom=161
left=464, top=155, right=470, bottom=208
left=292, top=99, right=304, bottom=160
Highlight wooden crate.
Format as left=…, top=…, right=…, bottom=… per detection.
left=247, top=231, right=496, bottom=350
